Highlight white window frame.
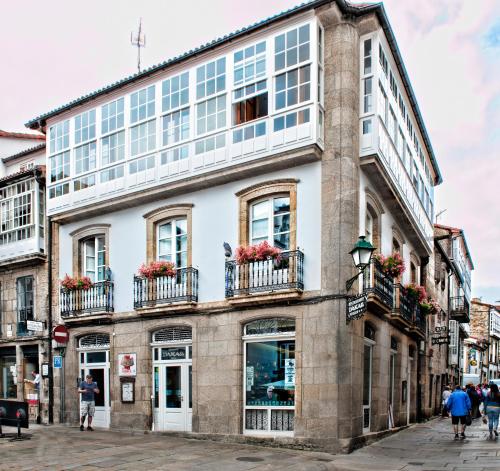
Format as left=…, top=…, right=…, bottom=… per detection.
left=274, top=24, right=310, bottom=72
left=196, top=58, right=226, bottom=100
left=162, top=108, right=190, bottom=147
left=130, top=85, right=156, bottom=124
left=157, top=217, right=188, bottom=268
left=233, top=41, right=266, bottom=86
left=74, top=109, right=96, bottom=145
left=275, top=65, right=311, bottom=111
left=196, top=95, right=226, bottom=136
left=49, top=120, right=70, bottom=155
left=49, top=151, right=70, bottom=183
left=74, top=141, right=97, bottom=175
left=83, top=235, right=106, bottom=282
left=250, top=195, right=290, bottom=250
left=162, top=72, right=189, bottom=113
left=101, top=97, right=125, bottom=135
left=130, top=119, right=156, bottom=157
left=101, top=130, right=125, bottom=166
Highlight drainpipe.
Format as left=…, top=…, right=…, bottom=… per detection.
left=47, top=216, right=54, bottom=424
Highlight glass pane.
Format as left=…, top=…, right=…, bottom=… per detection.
left=252, top=219, right=268, bottom=239
left=165, top=366, right=182, bottom=408
left=159, top=223, right=172, bottom=239
left=273, top=197, right=290, bottom=215
left=176, top=218, right=187, bottom=234
left=245, top=340, right=295, bottom=406
left=363, top=345, right=371, bottom=406
left=86, top=351, right=106, bottom=363
left=158, top=239, right=171, bottom=257
left=274, top=213, right=290, bottom=234
left=274, top=232, right=290, bottom=250
left=154, top=366, right=159, bottom=408
left=189, top=366, right=192, bottom=409
left=88, top=368, right=105, bottom=407
left=252, top=200, right=268, bottom=220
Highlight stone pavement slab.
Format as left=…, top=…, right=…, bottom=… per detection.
left=0, top=417, right=499, bottom=470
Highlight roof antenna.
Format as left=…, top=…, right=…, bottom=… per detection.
left=131, top=18, right=146, bottom=73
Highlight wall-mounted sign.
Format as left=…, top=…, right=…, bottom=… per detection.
left=346, top=294, right=368, bottom=322
left=120, top=377, right=135, bottom=403
left=27, top=320, right=44, bottom=332
left=246, top=366, right=254, bottom=391
left=161, top=347, right=186, bottom=361
left=53, top=356, right=63, bottom=368
left=41, top=363, right=49, bottom=378
left=431, top=336, right=450, bottom=345
left=434, top=326, right=447, bottom=334
left=118, top=353, right=137, bottom=377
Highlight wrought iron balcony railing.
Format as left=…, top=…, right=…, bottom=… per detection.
left=362, top=260, right=394, bottom=309
left=225, top=250, right=304, bottom=298
left=450, top=296, right=470, bottom=322
left=134, top=267, right=198, bottom=309
left=413, top=304, right=426, bottom=332
left=60, top=281, right=114, bottom=318
left=393, top=284, right=414, bottom=323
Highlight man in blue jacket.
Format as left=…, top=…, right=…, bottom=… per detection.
left=446, top=384, right=472, bottom=439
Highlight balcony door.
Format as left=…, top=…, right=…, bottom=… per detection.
left=83, top=236, right=106, bottom=282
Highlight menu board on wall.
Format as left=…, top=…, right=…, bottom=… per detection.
left=284, top=359, right=295, bottom=390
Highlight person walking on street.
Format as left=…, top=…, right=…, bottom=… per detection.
left=442, top=386, right=451, bottom=417
left=447, top=384, right=472, bottom=440
left=466, top=383, right=481, bottom=419
left=484, top=383, right=500, bottom=439
left=78, top=374, right=99, bottom=431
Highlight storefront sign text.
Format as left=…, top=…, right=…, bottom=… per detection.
left=346, top=294, right=368, bottom=322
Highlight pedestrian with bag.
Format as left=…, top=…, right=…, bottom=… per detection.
left=447, top=384, right=472, bottom=440
left=484, top=383, right=500, bottom=439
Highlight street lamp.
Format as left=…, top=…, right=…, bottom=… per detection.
left=346, top=236, right=376, bottom=291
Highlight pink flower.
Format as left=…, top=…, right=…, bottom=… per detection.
left=138, top=261, right=176, bottom=279
left=61, top=274, right=94, bottom=291
left=235, top=241, right=282, bottom=265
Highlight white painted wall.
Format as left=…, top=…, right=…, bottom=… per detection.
left=359, top=170, right=420, bottom=285
left=58, top=162, right=321, bottom=312
left=4, top=149, right=46, bottom=176
left=0, top=138, right=44, bottom=178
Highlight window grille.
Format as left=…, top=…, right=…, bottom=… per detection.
left=152, top=326, right=192, bottom=343
left=79, top=333, right=110, bottom=349
left=244, top=318, right=295, bottom=336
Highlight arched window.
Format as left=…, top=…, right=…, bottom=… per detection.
left=365, top=190, right=384, bottom=249
left=70, top=224, right=110, bottom=280
left=236, top=180, right=297, bottom=250
left=243, top=317, right=295, bottom=434
left=152, top=326, right=192, bottom=344
left=410, top=262, right=417, bottom=284
left=79, top=333, right=110, bottom=349
left=392, top=238, right=401, bottom=253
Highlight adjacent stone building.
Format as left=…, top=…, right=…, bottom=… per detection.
left=0, top=135, right=49, bottom=423
left=25, top=0, right=450, bottom=451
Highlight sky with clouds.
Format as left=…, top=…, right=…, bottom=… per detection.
left=1, top=0, right=499, bottom=301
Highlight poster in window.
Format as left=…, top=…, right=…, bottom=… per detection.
left=284, top=359, right=295, bottom=390
left=246, top=366, right=254, bottom=391
left=118, top=353, right=136, bottom=377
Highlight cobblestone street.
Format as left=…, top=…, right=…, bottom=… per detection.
left=0, top=418, right=499, bottom=470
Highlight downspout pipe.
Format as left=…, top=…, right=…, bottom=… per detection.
left=47, top=216, right=53, bottom=424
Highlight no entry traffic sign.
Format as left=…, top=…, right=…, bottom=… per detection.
left=53, top=325, right=69, bottom=344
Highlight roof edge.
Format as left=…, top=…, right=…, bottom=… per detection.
left=2, top=143, right=46, bottom=164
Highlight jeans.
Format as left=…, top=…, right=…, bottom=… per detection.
left=487, top=410, right=499, bottom=431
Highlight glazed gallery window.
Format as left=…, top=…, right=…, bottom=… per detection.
left=49, top=151, right=70, bottom=183
left=234, top=41, right=266, bottom=86
left=75, top=142, right=97, bottom=175
left=74, top=109, right=96, bottom=145
left=250, top=196, right=290, bottom=250
left=130, top=120, right=156, bottom=157
left=275, top=65, right=311, bottom=110
left=101, top=131, right=125, bottom=165
left=162, top=109, right=189, bottom=146
left=196, top=95, right=226, bottom=135
left=74, top=174, right=95, bottom=192
left=17, top=276, right=34, bottom=324
left=274, top=24, right=310, bottom=71
left=243, top=318, right=296, bottom=433
left=162, top=72, right=189, bottom=112
left=157, top=218, right=188, bottom=268
left=100, top=165, right=124, bottom=183
left=130, top=85, right=156, bottom=124
left=233, top=93, right=268, bottom=126
left=49, top=120, right=69, bottom=154
left=101, top=97, right=125, bottom=134
left=0, top=354, right=16, bottom=399
left=196, top=58, right=226, bottom=100
left=82, top=236, right=106, bottom=282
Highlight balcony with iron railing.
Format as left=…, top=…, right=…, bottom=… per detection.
left=225, top=250, right=304, bottom=304
left=134, top=267, right=198, bottom=310
left=60, top=281, right=114, bottom=320
left=410, top=304, right=426, bottom=339
left=450, top=296, right=470, bottom=323
left=390, top=284, right=415, bottom=329
left=362, top=259, right=394, bottom=314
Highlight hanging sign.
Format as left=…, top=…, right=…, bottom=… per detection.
left=431, top=336, right=450, bottom=345
left=346, top=294, right=368, bottom=322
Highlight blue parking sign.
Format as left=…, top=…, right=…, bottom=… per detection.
left=53, top=356, right=63, bottom=369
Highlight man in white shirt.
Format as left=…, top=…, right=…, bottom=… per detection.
left=442, top=385, right=451, bottom=417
